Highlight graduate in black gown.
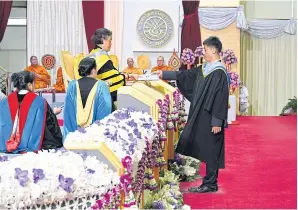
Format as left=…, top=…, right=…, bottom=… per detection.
left=155, top=36, right=230, bottom=193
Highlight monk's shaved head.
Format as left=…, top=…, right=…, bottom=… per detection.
left=127, top=57, right=134, bottom=67
left=157, top=56, right=165, bottom=66
left=30, top=56, right=38, bottom=65
left=157, top=56, right=164, bottom=61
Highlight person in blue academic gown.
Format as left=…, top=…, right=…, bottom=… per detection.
left=63, top=57, right=112, bottom=140
left=0, top=71, right=63, bottom=153
left=155, top=36, right=230, bottom=193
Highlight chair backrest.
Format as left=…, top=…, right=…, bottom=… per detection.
left=73, top=53, right=85, bottom=80
left=137, top=55, right=150, bottom=71
left=60, top=51, right=75, bottom=90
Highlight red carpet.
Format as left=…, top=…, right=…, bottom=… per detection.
left=181, top=116, right=297, bottom=209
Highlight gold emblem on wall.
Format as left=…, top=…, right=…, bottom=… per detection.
left=136, top=9, right=174, bottom=48
left=168, top=49, right=181, bottom=70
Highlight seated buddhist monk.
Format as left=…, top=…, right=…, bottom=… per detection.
left=0, top=71, right=63, bottom=153
left=122, top=57, right=143, bottom=78
left=151, top=56, right=174, bottom=73
left=53, top=67, right=65, bottom=92
left=63, top=57, right=112, bottom=140
left=24, top=56, right=51, bottom=89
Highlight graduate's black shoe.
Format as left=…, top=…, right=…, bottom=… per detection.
left=188, top=185, right=218, bottom=193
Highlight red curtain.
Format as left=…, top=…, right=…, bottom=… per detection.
left=82, top=1, right=104, bottom=52
left=0, top=0, right=13, bottom=43
left=180, top=0, right=201, bottom=67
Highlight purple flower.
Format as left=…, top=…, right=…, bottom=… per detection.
left=133, top=128, right=141, bottom=139
left=143, top=123, right=152, bottom=129
left=152, top=201, right=164, bottom=209
left=127, top=120, right=137, bottom=128
left=95, top=200, right=104, bottom=209
left=78, top=127, right=86, bottom=133
left=87, top=169, right=95, bottom=174
left=128, top=144, right=135, bottom=155
left=104, top=193, right=111, bottom=203
left=174, top=153, right=183, bottom=165
left=222, top=49, right=238, bottom=65
left=121, top=126, right=129, bottom=132
left=58, top=174, right=74, bottom=193
left=104, top=128, right=111, bottom=136
left=107, top=119, right=116, bottom=124
left=0, top=156, right=8, bottom=162
left=181, top=48, right=195, bottom=65
left=14, top=168, right=29, bottom=187
left=122, top=156, right=133, bottom=173
left=113, top=110, right=130, bottom=120
left=33, top=169, right=45, bottom=184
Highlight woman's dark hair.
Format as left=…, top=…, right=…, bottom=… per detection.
left=78, top=57, right=97, bottom=77
left=91, top=28, right=112, bottom=48
left=203, top=36, right=222, bottom=53
left=11, top=71, right=35, bottom=90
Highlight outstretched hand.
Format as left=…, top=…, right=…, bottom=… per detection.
left=152, top=70, right=163, bottom=79
left=130, top=74, right=139, bottom=81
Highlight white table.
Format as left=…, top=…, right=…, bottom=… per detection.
left=228, top=95, right=237, bottom=122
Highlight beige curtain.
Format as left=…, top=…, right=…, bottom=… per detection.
left=241, top=32, right=297, bottom=116
left=27, top=0, right=89, bottom=85
left=104, top=0, right=124, bottom=70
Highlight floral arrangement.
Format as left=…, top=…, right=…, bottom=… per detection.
left=0, top=151, right=121, bottom=209
left=221, top=49, right=238, bottom=71
left=228, top=71, right=241, bottom=93
left=172, top=89, right=187, bottom=133
left=180, top=48, right=195, bottom=66
left=194, top=46, right=204, bottom=58
left=65, top=109, right=165, bottom=205
left=169, top=153, right=201, bottom=182
left=91, top=155, right=137, bottom=210
left=144, top=170, right=191, bottom=210
left=65, top=108, right=159, bottom=163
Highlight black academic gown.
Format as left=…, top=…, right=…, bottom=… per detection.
left=163, top=65, right=229, bottom=169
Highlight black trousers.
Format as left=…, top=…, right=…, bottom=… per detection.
left=202, top=163, right=219, bottom=190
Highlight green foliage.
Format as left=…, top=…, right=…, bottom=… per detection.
left=280, top=97, right=297, bottom=115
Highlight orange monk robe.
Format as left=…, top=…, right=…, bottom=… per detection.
left=122, top=67, right=143, bottom=81
left=53, top=67, right=65, bottom=92
left=151, top=65, right=174, bottom=73
left=123, top=67, right=143, bottom=75
left=24, top=65, right=51, bottom=89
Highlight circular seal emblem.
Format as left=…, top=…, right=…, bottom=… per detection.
left=137, top=9, right=173, bottom=48
left=41, top=54, right=56, bottom=70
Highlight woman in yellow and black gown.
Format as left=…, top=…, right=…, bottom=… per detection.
left=89, top=28, right=138, bottom=111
